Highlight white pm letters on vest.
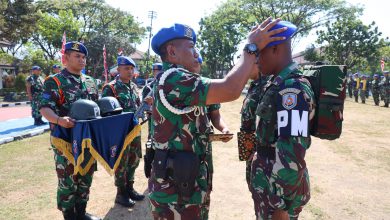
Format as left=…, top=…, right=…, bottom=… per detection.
left=277, top=110, right=309, bottom=137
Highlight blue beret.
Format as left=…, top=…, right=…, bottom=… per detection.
left=196, top=49, right=203, bottom=64
left=52, top=64, right=61, bottom=69
left=117, top=56, right=136, bottom=67
left=266, top=21, right=297, bottom=48
left=151, top=23, right=196, bottom=55
left=65, top=41, right=88, bottom=56
left=374, top=74, right=379, bottom=77
left=152, top=63, right=163, bottom=70
left=384, top=71, right=389, bottom=74
left=31, top=66, right=41, bottom=70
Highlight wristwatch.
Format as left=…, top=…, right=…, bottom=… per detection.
left=244, top=43, right=259, bottom=55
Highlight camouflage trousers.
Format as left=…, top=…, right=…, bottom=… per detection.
left=115, top=135, right=141, bottom=188
left=353, top=89, right=359, bottom=102
left=359, top=90, right=366, bottom=103
left=249, top=152, right=310, bottom=220
left=31, top=96, right=42, bottom=118
left=246, top=159, right=252, bottom=191
left=372, top=90, right=380, bottom=105
left=384, top=88, right=390, bottom=105
left=53, top=147, right=95, bottom=212
left=347, top=85, right=353, bottom=98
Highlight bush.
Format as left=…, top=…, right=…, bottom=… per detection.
left=14, top=73, right=27, bottom=93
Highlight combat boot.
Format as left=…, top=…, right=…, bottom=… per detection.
left=62, top=209, right=76, bottom=220
left=38, top=117, right=48, bottom=125
left=75, top=203, right=101, bottom=220
left=384, top=103, right=389, bottom=107
left=33, top=118, right=40, bottom=126
left=115, top=187, right=135, bottom=207
left=127, top=181, right=145, bottom=201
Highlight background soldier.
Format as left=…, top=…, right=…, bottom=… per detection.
left=359, top=75, right=367, bottom=104
left=371, top=74, right=381, bottom=106
left=148, top=19, right=286, bottom=219
left=52, top=64, right=62, bottom=75
left=249, top=21, right=314, bottom=220
left=380, top=71, right=390, bottom=107
left=347, top=73, right=354, bottom=98
left=26, top=65, right=47, bottom=126
left=353, top=73, right=360, bottom=102
left=101, top=56, right=145, bottom=208
left=39, top=41, right=101, bottom=220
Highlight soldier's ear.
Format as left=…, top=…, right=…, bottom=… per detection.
left=167, top=44, right=176, bottom=57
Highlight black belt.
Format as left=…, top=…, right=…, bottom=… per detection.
left=256, top=146, right=275, bottom=159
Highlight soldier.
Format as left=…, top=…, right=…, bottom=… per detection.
left=380, top=71, right=390, bottom=107
left=359, top=75, right=367, bottom=104
left=249, top=21, right=314, bottom=220
left=365, top=75, right=371, bottom=99
left=52, top=64, right=62, bottom=75
left=347, top=73, right=354, bottom=98
left=379, top=75, right=385, bottom=101
left=101, top=56, right=145, bottom=208
left=371, top=74, right=381, bottom=106
left=39, top=41, right=101, bottom=220
left=148, top=19, right=286, bottom=219
left=26, top=66, right=47, bottom=125
left=353, top=73, right=360, bottom=102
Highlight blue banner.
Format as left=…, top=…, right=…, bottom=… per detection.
left=51, top=112, right=141, bottom=175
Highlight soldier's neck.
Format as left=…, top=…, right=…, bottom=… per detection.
left=119, top=76, right=130, bottom=84
left=66, top=67, right=82, bottom=76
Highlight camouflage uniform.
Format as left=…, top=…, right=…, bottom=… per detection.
left=149, top=63, right=212, bottom=219
left=142, top=79, right=157, bottom=139
left=347, top=76, right=354, bottom=98
left=26, top=74, right=45, bottom=119
left=380, top=75, right=390, bottom=107
left=250, top=63, right=314, bottom=219
left=240, top=79, right=263, bottom=189
left=353, top=77, right=360, bottom=102
left=101, top=75, right=141, bottom=189
left=359, top=78, right=367, bottom=104
left=39, top=69, right=98, bottom=212
left=371, top=78, right=381, bottom=106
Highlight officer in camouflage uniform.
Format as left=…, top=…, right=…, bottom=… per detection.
left=51, top=64, right=62, bottom=76
left=148, top=19, right=286, bottom=219
left=101, top=56, right=145, bottom=208
left=26, top=65, right=47, bottom=126
left=371, top=74, right=381, bottom=106
left=249, top=21, right=314, bottom=220
left=347, top=74, right=354, bottom=98
left=39, top=41, right=101, bottom=220
left=380, top=71, right=390, bottom=107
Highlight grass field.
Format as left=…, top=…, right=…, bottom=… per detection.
left=0, top=95, right=389, bottom=220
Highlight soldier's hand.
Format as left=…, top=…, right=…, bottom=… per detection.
left=58, top=116, right=76, bottom=128
left=272, top=209, right=289, bottom=220
left=247, top=18, right=287, bottom=51
left=220, top=128, right=233, bottom=142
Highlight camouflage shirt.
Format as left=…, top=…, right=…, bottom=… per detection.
left=39, top=69, right=98, bottom=117
left=240, top=79, right=263, bottom=132
left=255, top=62, right=314, bottom=210
left=26, top=74, right=45, bottom=97
left=101, top=76, right=140, bottom=112
left=149, top=62, right=212, bottom=205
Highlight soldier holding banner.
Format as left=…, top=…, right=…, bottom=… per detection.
left=101, top=56, right=145, bottom=208
left=39, top=41, right=101, bottom=220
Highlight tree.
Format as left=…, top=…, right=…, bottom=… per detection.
left=316, top=17, right=388, bottom=71
left=0, top=0, right=39, bottom=56
left=198, top=0, right=361, bottom=76
left=303, top=44, right=323, bottom=63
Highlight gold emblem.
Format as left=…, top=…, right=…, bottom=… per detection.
left=71, top=43, right=80, bottom=51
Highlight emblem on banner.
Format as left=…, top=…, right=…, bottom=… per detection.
left=110, top=145, right=118, bottom=158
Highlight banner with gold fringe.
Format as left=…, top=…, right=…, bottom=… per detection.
left=51, top=112, right=141, bottom=176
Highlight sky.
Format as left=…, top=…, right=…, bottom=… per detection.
left=105, top=0, right=390, bottom=55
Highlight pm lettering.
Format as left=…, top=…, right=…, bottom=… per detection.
left=277, top=110, right=309, bottom=137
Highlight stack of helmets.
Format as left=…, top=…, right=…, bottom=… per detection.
left=69, top=99, right=101, bottom=120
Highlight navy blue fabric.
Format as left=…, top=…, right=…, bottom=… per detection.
left=31, top=66, right=41, bottom=70
left=151, top=23, right=196, bottom=55
left=65, top=41, right=88, bottom=56
left=117, top=56, right=136, bottom=67
left=52, top=112, right=138, bottom=170
left=266, top=20, right=297, bottom=48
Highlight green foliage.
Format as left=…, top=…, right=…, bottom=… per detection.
left=316, top=16, right=388, bottom=71
left=14, top=73, right=27, bottom=92
left=198, top=0, right=361, bottom=76
left=303, top=44, right=323, bottom=63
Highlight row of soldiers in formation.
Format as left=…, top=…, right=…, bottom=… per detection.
left=346, top=71, right=390, bottom=107
left=26, top=18, right=312, bottom=220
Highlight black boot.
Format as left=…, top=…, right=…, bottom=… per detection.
left=75, top=203, right=101, bottom=220
left=38, top=117, right=48, bottom=125
left=127, top=181, right=145, bottom=201
left=33, top=118, right=39, bottom=126
left=63, top=209, right=77, bottom=220
left=115, top=187, right=135, bottom=207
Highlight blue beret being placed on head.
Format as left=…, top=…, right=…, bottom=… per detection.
left=151, top=23, right=196, bottom=55
left=117, top=56, right=136, bottom=67
left=152, top=63, right=163, bottom=70
left=65, top=41, right=88, bottom=56
left=266, top=21, right=297, bottom=48
left=32, top=66, right=41, bottom=70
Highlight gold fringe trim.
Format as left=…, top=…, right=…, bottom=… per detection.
left=50, top=136, right=75, bottom=165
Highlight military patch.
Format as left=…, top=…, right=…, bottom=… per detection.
left=184, top=25, right=193, bottom=38
left=282, top=93, right=297, bottom=110
left=110, top=145, right=118, bottom=158
left=42, top=93, right=51, bottom=100
left=71, top=43, right=80, bottom=51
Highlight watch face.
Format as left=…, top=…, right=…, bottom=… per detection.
left=248, top=44, right=257, bottom=52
